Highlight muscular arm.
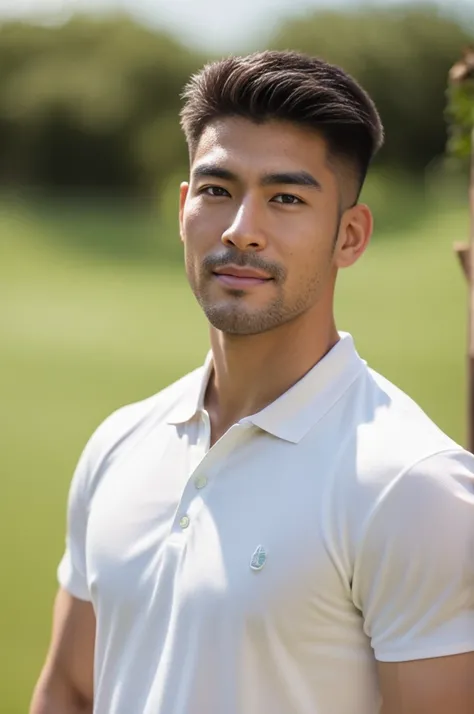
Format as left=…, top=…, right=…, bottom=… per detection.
left=30, top=588, right=95, bottom=714
left=379, top=653, right=474, bottom=714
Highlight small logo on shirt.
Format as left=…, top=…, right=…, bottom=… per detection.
left=250, top=545, right=267, bottom=571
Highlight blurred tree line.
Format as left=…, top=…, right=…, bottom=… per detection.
left=0, top=16, right=198, bottom=197
left=0, top=4, right=472, bottom=199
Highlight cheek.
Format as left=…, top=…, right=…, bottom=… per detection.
left=182, top=201, right=200, bottom=241
left=280, top=223, right=326, bottom=263
left=283, top=234, right=334, bottom=289
left=184, top=196, right=238, bottom=243
left=183, top=208, right=219, bottom=259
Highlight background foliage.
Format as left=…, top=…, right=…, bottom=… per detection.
left=0, top=16, right=200, bottom=197
left=272, top=5, right=473, bottom=171
left=0, top=4, right=472, bottom=204
left=446, top=47, right=474, bottom=159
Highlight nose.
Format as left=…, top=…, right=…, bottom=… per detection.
left=221, top=199, right=267, bottom=252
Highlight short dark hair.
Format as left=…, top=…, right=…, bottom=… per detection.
left=180, top=50, right=384, bottom=198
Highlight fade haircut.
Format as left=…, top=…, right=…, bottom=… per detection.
left=180, top=50, right=384, bottom=201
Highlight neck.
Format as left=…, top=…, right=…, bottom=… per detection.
left=204, top=308, right=339, bottom=437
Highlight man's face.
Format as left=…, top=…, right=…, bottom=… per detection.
left=179, top=117, right=362, bottom=336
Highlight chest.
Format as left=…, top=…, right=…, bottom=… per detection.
left=85, top=421, right=356, bottom=635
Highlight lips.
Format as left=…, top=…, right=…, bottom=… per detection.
left=212, top=265, right=273, bottom=290
left=213, top=265, right=272, bottom=280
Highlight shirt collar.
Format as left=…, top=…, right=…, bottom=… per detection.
left=166, top=350, right=214, bottom=425
left=244, top=333, right=365, bottom=443
left=167, top=333, right=365, bottom=443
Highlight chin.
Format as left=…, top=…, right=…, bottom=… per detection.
left=204, top=307, right=283, bottom=336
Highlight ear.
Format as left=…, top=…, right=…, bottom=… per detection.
left=179, top=182, right=189, bottom=243
left=334, top=203, right=373, bottom=269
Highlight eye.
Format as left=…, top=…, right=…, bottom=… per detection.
left=272, top=194, right=304, bottom=205
left=199, top=185, right=231, bottom=198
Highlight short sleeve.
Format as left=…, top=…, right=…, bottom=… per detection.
left=57, top=439, right=95, bottom=601
left=352, top=449, right=474, bottom=662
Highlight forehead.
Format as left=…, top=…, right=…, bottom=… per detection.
left=192, top=117, right=332, bottom=179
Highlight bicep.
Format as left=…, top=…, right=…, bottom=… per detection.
left=40, top=588, right=95, bottom=705
left=378, top=652, right=474, bottom=714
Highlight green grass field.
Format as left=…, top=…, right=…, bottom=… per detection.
left=0, top=185, right=470, bottom=711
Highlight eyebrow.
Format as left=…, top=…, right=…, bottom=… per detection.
left=192, top=163, right=322, bottom=190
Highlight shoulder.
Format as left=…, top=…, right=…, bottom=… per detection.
left=95, top=364, right=202, bottom=439
left=352, top=442, right=474, bottom=600
left=336, top=365, right=474, bottom=544
left=354, top=366, right=462, bottom=474
left=358, top=365, right=474, bottom=528
left=74, top=364, right=205, bottom=497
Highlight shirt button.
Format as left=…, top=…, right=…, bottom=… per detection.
left=194, top=475, right=208, bottom=490
left=179, top=515, right=190, bottom=529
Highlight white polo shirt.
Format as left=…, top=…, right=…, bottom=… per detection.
left=58, top=332, right=474, bottom=714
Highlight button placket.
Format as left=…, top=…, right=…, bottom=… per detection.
left=169, top=421, right=254, bottom=541
left=174, top=423, right=250, bottom=535
left=169, top=411, right=213, bottom=537
left=194, top=475, right=208, bottom=490
left=179, top=515, right=190, bottom=529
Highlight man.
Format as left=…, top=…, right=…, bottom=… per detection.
left=30, top=50, right=474, bottom=714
